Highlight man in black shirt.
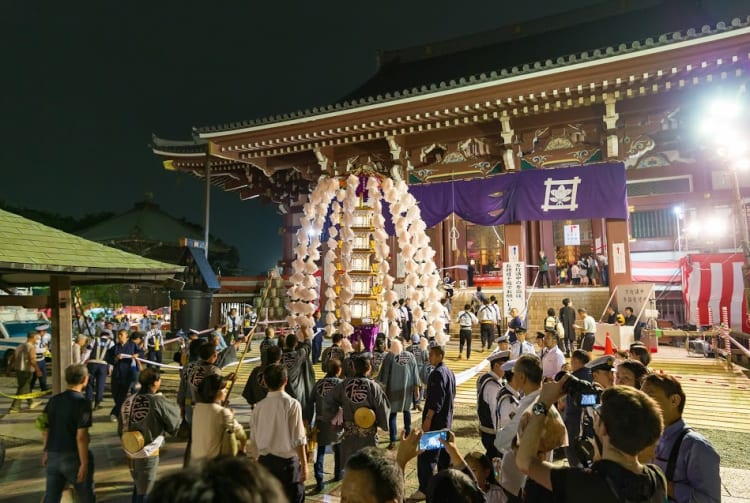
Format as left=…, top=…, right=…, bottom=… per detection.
left=412, top=345, right=456, bottom=501
left=41, top=363, right=95, bottom=502
left=516, top=382, right=666, bottom=502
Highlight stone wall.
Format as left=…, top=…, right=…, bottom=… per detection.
left=448, top=287, right=611, bottom=338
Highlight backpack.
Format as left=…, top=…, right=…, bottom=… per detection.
left=544, top=316, right=557, bottom=332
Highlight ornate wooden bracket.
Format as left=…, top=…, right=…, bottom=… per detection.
left=500, top=112, right=516, bottom=171
left=603, top=95, right=620, bottom=159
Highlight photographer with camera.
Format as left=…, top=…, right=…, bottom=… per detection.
left=563, top=350, right=593, bottom=467
left=516, top=378, right=667, bottom=502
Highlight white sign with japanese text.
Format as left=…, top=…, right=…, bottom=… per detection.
left=612, top=242, right=626, bottom=274
left=503, top=261, right=526, bottom=315
left=508, top=245, right=519, bottom=262
left=564, top=225, right=580, bottom=245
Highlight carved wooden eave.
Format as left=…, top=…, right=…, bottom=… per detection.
left=153, top=134, right=321, bottom=204
left=199, top=26, right=750, bottom=167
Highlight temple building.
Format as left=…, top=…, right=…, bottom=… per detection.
left=153, top=1, right=750, bottom=329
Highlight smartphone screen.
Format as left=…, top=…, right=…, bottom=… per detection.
left=419, top=430, right=447, bottom=451
left=580, top=394, right=599, bottom=406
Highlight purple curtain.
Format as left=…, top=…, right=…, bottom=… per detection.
left=405, top=162, right=627, bottom=233
left=320, top=162, right=628, bottom=237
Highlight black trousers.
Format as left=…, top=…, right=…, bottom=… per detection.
left=581, top=333, right=595, bottom=351
left=259, top=453, right=304, bottom=503
left=481, top=431, right=500, bottom=459
left=459, top=329, right=472, bottom=358
left=480, top=324, right=494, bottom=349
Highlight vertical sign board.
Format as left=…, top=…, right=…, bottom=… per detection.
left=564, top=225, right=580, bottom=246
left=503, top=261, right=526, bottom=316
left=615, top=283, right=656, bottom=322
left=612, top=242, right=627, bottom=274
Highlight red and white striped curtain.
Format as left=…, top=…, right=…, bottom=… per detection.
left=681, top=253, right=748, bottom=332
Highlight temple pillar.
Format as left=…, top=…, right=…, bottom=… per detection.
left=605, top=219, right=632, bottom=294
left=505, top=223, right=527, bottom=263
left=591, top=218, right=605, bottom=281
left=540, top=220, right=556, bottom=284
left=50, top=275, right=72, bottom=394
left=528, top=221, right=540, bottom=286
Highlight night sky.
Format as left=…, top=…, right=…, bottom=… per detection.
left=2, top=0, right=747, bottom=273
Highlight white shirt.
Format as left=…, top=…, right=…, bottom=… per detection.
left=495, top=389, right=539, bottom=453
left=509, top=340, right=535, bottom=360
left=190, top=402, right=243, bottom=465
left=440, top=304, right=451, bottom=324
left=251, top=390, right=306, bottom=459
left=541, top=346, right=566, bottom=381
left=456, top=310, right=478, bottom=328
left=477, top=305, right=497, bottom=323
left=583, top=315, right=596, bottom=333
left=72, top=343, right=91, bottom=365
left=496, top=382, right=520, bottom=431
left=492, top=303, right=502, bottom=323
left=480, top=371, right=503, bottom=430
left=495, top=389, right=540, bottom=496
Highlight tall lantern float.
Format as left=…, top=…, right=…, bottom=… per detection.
left=286, top=171, right=448, bottom=350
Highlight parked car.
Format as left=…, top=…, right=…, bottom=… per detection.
left=0, top=319, right=44, bottom=371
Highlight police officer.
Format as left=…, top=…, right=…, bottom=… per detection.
left=30, top=323, right=50, bottom=392
left=477, top=350, right=510, bottom=458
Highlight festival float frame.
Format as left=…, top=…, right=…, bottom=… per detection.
left=285, top=170, right=448, bottom=350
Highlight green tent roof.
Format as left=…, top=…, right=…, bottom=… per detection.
left=0, top=208, right=183, bottom=286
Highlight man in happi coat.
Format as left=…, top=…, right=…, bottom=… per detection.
left=304, top=358, right=345, bottom=493
left=377, top=339, right=420, bottom=449
left=325, top=355, right=390, bottom=466
left=342, top=339, right=367, bottom=378
left=281, top=327, right=316, bottom=413
left=407, top=335, right=429, bottom=411
left=242, top=345, right=282, bottom=407
left=321, top=333, right=347, bottom=373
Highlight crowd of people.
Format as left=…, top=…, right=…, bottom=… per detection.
left=16, top=293, right=723, bottom=503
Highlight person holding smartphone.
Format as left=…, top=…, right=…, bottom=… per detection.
left=411, top=346, right=456, bottom=501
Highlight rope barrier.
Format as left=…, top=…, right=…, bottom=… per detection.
left=221, top=357, right=260, bottom=369
left=0, top=389, right=52, bottom=400
left=455, top=349, right=496, bottom=387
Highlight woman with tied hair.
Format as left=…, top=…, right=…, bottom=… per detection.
left=190, top=373, right=247, bottom=465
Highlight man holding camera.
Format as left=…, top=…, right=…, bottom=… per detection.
left=563, top=350, right=593, bottom=468
left=516, top=379, right=667, bottom=502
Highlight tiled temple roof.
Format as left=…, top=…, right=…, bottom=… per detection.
left=195, top=3, right=749, bottom=136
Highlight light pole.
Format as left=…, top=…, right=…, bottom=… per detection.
left=673, top=205, right=684, bottom=253
left=698, top=91, right=750, bottom=336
